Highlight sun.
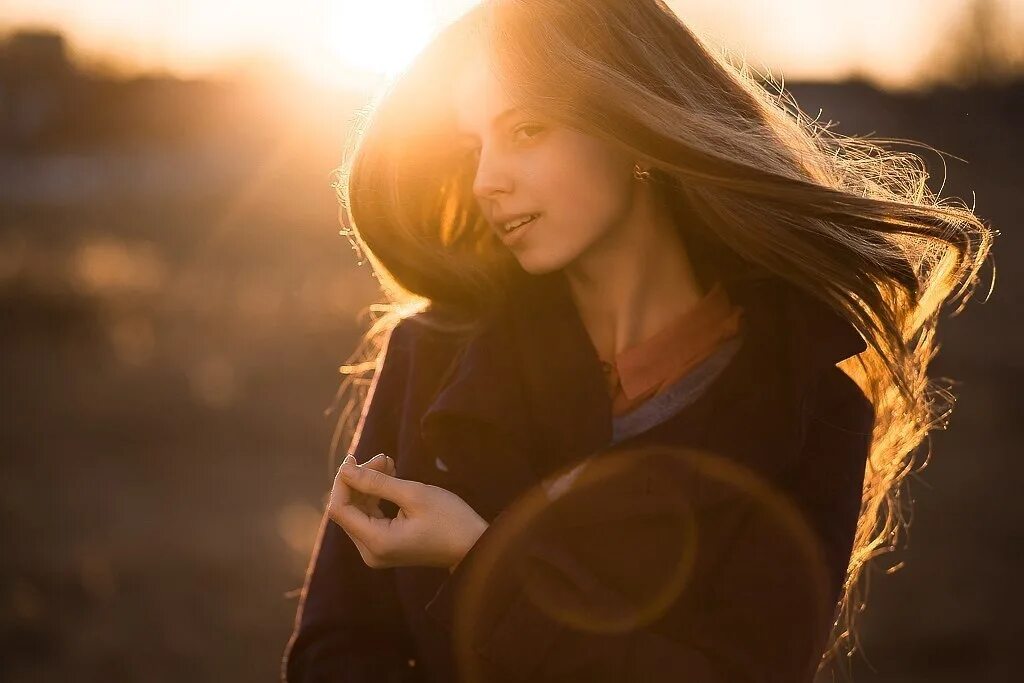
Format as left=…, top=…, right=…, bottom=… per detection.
left=325, top=0, right=442, bottom=80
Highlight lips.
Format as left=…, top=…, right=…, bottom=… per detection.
left=502, top=214, right=539, bottom=233
left=498, top=213, right=541, bottom=245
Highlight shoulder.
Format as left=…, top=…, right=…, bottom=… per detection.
left=386, top=303, right=487, bottom=347
left=355, top=309, right=474, bottom=450
left=370, top=307, right=488, bottom=416
left=804, top=364, right=875, bottom=440
left=379, top=306, right=475, bottom=366
left=790, top=364, right=874, bottom=512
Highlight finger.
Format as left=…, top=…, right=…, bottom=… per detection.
left=331, top=498, right=395, bottom=551
left=331, top=454, right=396, bottom=523
left=340, top=490, right=386, bottom=520
left=363, top=453, right=391, bottom=473
left=328, top=455, right=367, bottom=521
left=332, top=454, right=383, bottom=512
left=373, top=453, right=394, bottom=473
left=331, top=511, right=381, bottom=565
left=328, top=467, right=392, bottom=563
left=358, top=455, right=394, bottom=518
left=360, top=453, right=396, bottom=482
left=340, top=459, right=418, bottom=509
left=329, top=468, right=354, bottom=509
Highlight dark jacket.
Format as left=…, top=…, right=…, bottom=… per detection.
left=282, top=270, right=875, bottom=683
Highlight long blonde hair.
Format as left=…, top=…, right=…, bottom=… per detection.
left=326, top=1, right=997, bottom=677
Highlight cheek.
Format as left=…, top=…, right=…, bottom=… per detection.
left=536, top=138, right=633, bottom=242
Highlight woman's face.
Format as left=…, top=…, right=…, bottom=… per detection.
left=450, top=52, right=640, bottom=274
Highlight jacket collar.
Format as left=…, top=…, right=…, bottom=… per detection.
left=419, top=269, right=867, bottom=505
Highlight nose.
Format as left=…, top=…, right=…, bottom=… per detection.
left=471, top=145, right=514, bottom=202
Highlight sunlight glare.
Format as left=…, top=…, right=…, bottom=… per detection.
left=326, top=0, right=440, bottom=79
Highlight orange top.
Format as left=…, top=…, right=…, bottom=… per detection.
left=599, top=281, right=745, bottom=417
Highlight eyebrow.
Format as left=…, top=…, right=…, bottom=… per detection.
left=454, top=106, right=522, bottom=142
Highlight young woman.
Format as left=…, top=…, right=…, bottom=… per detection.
left=282, top=1, right=995, bottom=681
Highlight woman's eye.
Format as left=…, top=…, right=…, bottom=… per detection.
left=458, top=124, right=544, bottom=164
left=512, top=123, right=545, bottom=143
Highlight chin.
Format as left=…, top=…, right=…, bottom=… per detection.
left=514, top=252, right=572, bottom=275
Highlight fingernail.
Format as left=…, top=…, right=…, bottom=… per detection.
left=342, top=454, right=355, bottom=468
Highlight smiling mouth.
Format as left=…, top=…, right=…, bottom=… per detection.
left=501, top=213, right=540, bottom=234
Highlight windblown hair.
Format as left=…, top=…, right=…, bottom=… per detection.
left=325, top=0, right=996, bottom=677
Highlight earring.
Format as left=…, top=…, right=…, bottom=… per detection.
left=633, top=163, right=651, bottom=182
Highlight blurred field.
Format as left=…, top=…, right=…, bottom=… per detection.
left=0, top=31, right=1020, bottom=683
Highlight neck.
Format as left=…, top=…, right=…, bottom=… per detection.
left=561, top=192, right=706, bottom=361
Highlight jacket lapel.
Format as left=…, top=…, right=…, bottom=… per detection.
left=605, top=274, right=868, bottom=510
left=418, top=269, right=868, bottom=514
left=415, top=302, right=541, bottom=519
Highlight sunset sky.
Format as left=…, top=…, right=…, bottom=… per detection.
left=1, top=0, right=1021, bottom=90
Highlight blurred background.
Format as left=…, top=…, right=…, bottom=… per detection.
left=0, top=1, right=1018, bottom=681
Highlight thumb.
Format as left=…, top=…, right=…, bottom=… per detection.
left=362, top=453, right=393, bottom=474
left=340, top=455, right=417, bottom=508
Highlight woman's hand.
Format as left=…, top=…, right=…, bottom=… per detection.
left=328, top=453, right=489, bottom=571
